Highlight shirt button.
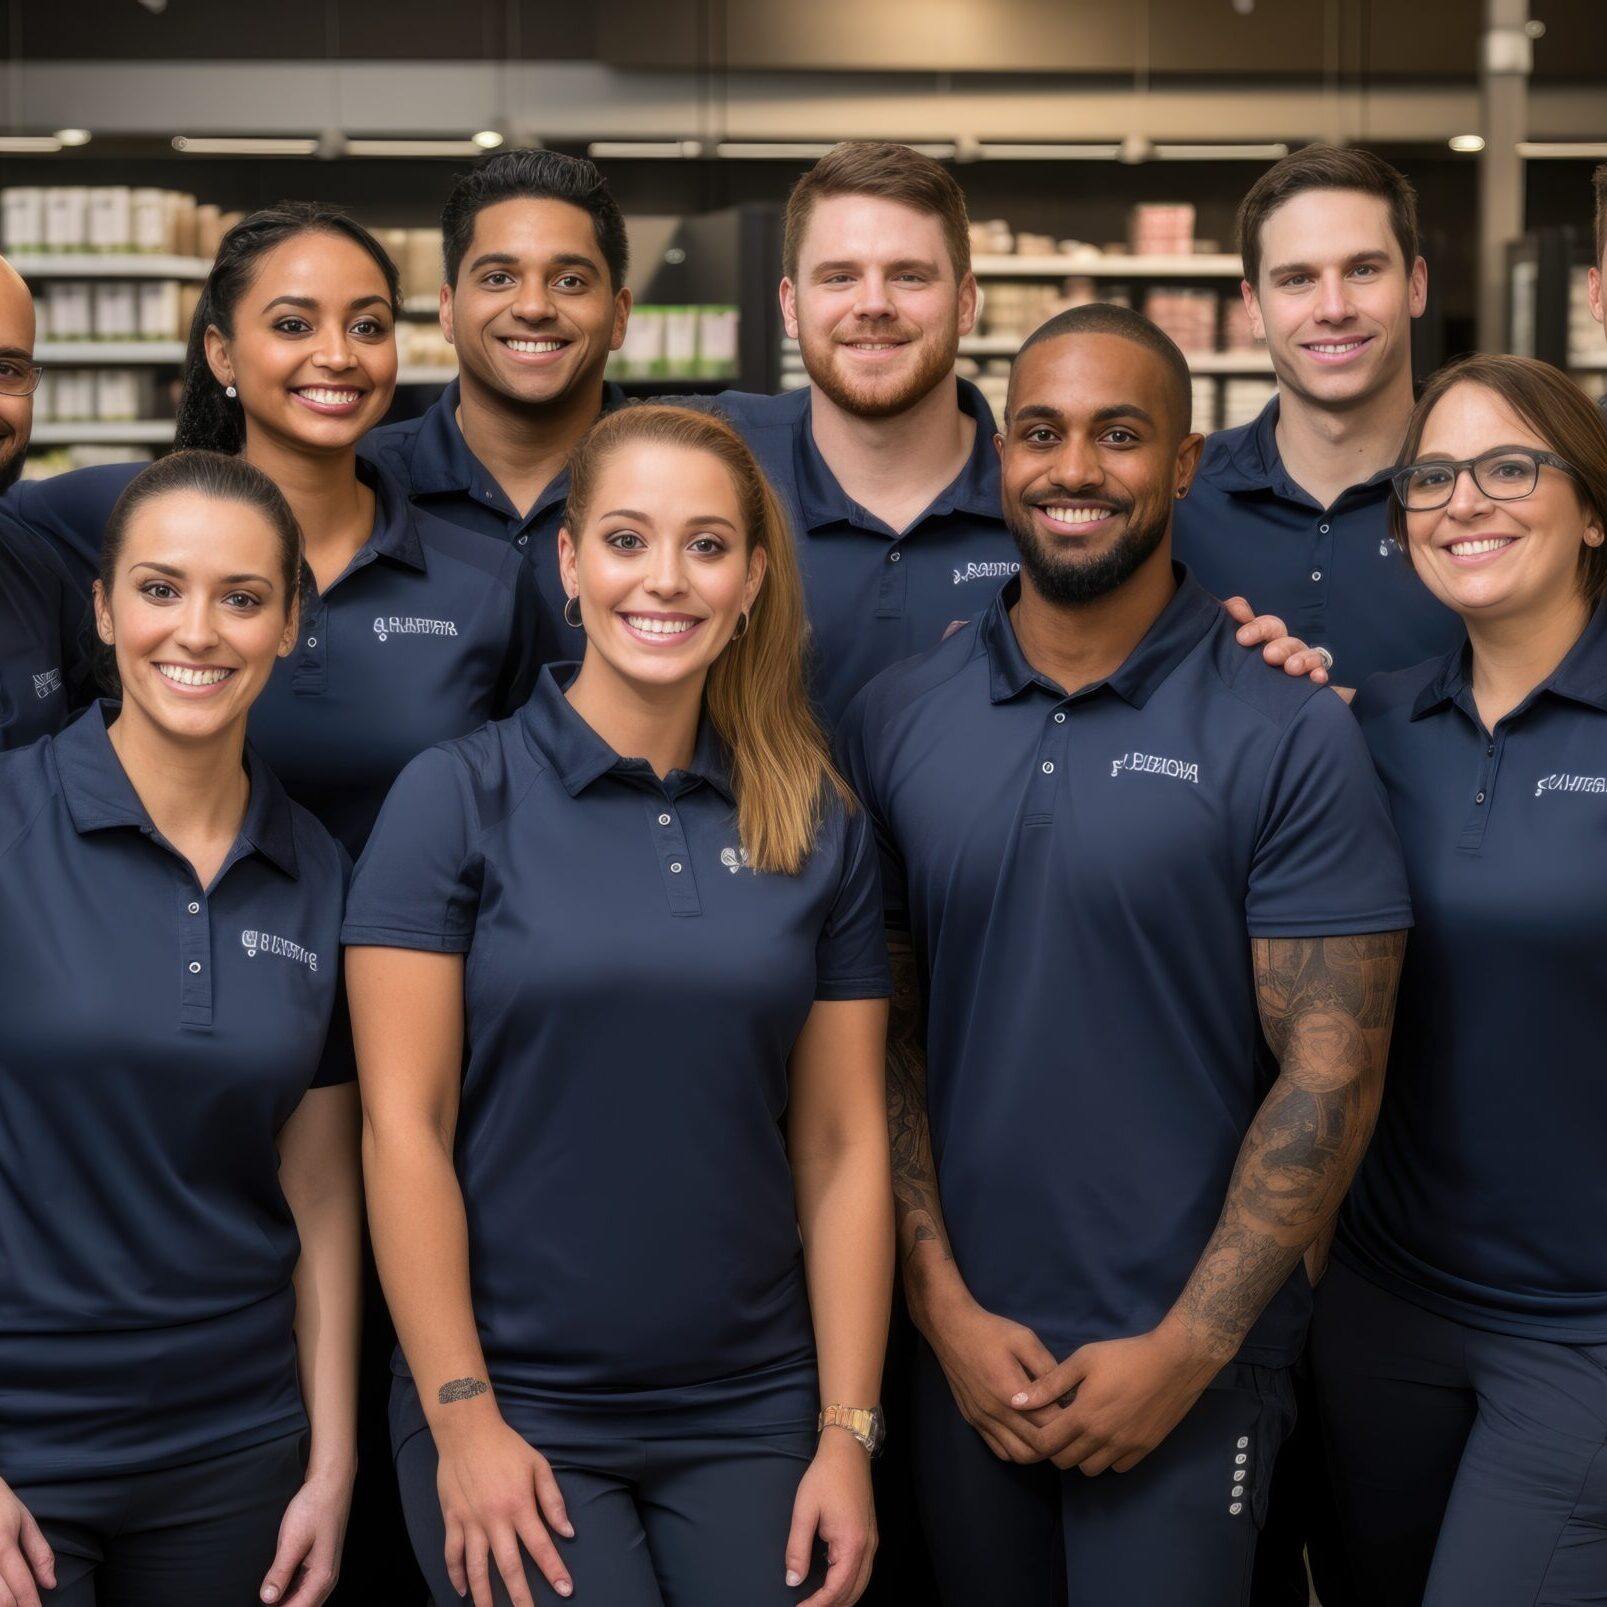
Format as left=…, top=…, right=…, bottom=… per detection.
left=188, top=961, right=202, bottom=974
left=1311, top=569, right=1322, bottom=581
left=1054, top=711, right=1066, bottom=723
left=889, top=550, right=901, bottom=562
left=1475, top=791, right=1486, bottom=804
left=658, top=813, right=672, bottom=826
left=306, top=636, right=317, bottom=648
left=1486, top=742, right=1495, bottom=756
left=187, top=901, right=200, bottom=915
left=1235, top=1453, right=1248, bottom=1465
left=669, top=861, right=683, bottom=874
left=516, top=534, right=528, bottom=547
left=1237, top=1437, right=1249, bottom=1449
left=1319, top=523, right=1331, bottom=534
left=1041, top=761, right=1055, bottom=774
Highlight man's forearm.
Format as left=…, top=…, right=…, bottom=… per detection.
left=1169, top=931, right=1406, bottom=1361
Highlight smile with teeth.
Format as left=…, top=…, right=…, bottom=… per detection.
left=1306, top=339, right=1369, bottom=355
left=156, top=663, right=234, bottom=687
left=503, top=338, right=568, bottom=354
left=624, top=615, right=699, bottom=636
left=293, top=386, right=363, bottom=406
left=1039, top=505, right=1116, bottom=524
left=1447, top=536, right=1516, bottom=557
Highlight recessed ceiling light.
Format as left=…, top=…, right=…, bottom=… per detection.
left=54, top=128, right=92, bottom=147
left=472, top=130, right=505, bottom=151
left=1449, top=134, right=1486, bottom=153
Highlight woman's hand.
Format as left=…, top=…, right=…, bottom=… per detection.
left=786, top=1428, right=877, bottom=1607
left=435, top=1411, right=574, bottom=1607
left=258, top=1460, right=355, bottom=1606
left=1222, top=596, right=1334, bottom=684
left=0, top=1479, right=55, bottom=1607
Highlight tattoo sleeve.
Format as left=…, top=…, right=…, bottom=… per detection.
left=1171, top=931, right=1406, bottom=1360
left=886, top=935, right=954, bottom=1271
left=437, top=1376, right=489, bottom=1405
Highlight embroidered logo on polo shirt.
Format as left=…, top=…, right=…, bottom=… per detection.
left=1110, top=751, right=1200, bottom=784
left=241, top=929, right=320, bottom=972
left=1535, top=772, right=1607, bottom=798
left=31, top=667, right=62, bottom=699
left=720, top=845, right=753, bottom=874
left=951, top=560, right=1020, bottom=586
left=372, top=616, right=459, bottom=643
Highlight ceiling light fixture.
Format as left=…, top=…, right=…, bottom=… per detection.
left=975, top=142, right=1123, bottom=161
left=344, top=138, right=488, bottom=157
left=1448, top=134, right=1486, bottom=153
left=472, top=130, right=505, bottom=150
left=0, top=135, right=65, bottom=153
left=1150, top=142, right=1290, bottom=160
left=172, top=136, right=319, bottom=156
left=587, top=140, right=705, bottom=159
left=54, top=128, right=92, bottom=147
left=1515, top=141, right=1607, bottom=158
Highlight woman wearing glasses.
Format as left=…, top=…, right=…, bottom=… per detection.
left=1311, top=354, right=1607, bottom=1607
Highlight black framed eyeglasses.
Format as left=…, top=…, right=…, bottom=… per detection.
left=0, top=359, right=43, bottom=399
left=1392, top=446, right=1580, bottom=512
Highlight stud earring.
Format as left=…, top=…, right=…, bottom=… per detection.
left=225, top=384, right=237, bottom=399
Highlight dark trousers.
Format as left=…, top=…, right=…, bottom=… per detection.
left=912, top=1339, right=1295, bottom=1607
left=22, top=1431, right=304, bottom=1607
left=1311, top=1256, right=1607, bottom=1607
left=396, top=1420, right=828, bottom=1606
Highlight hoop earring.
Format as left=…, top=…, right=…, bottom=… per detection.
left=225, top=384, right=238, bottom=399
left=563, top=595, right=583, bottom=629
left=730, top=610, right=750, bottom=641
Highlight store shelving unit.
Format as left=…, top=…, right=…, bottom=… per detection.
left=971, top=252, right=1244, bottom=279
left=35, top=341, right=188, bottom=363
left=13, top=254, right=212, bottom=280
left=32, top=420, right=178, bottom=445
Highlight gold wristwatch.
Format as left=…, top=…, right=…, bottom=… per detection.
left=818, top=1404, right=886, bottom=1457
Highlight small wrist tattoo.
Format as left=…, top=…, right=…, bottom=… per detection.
left=438, top=1377, right=489, bottom=1405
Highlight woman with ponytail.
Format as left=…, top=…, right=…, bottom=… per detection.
left=345, top=405, right=893, bottom=1607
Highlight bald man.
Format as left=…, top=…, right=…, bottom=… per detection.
left=0, top=253, right=85, bottom=749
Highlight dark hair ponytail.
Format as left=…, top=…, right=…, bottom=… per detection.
left=175, top=202, right=403, bottom=454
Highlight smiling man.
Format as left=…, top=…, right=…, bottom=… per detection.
left=706, top=142, right=1020, bottom=726
left=362, top=149, right=631, bottom=638
left=1175, top=146, right=1461, bottom=689
left=839, top=303, right=1410, bottom=1607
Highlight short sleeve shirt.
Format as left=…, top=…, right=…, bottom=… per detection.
left=708, top=380, right=1019, bottom=727
left=838, top=571, right=1412, bottom=1365
left=2, top=458, right=550, bottom=857
left=344, top=666, right=890, bottom=1431
left=360, top=379, right=630, bottom=642
left=0, top=704, right=352, bottom=1483
left=1338, top=607, right=1607, bottom=1340
left=0, top=513, right=87, bottom=752
left=1175, top=397, right=1463, bottom=685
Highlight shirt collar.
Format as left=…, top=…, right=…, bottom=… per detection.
left=1411, top=602, right=1607, bottom=721
left=404, top=377, right=630, bottom=511
left=359, top=457, right=428, bottom=572
left=1205, top=395, right=1396, bottom=501
left=520, top=663, right=735, bottom=802
left=979, top=565, right=1221, bottom=709
left=793, top=377, right=1002, bottom=535
left=52, top=702, right=301, bottom=877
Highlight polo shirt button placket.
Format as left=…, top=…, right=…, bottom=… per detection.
left=179, top=879, right=214, bottom=1029
left=876, top=542, right=909, bottom=620
left=649, top=794, right=702, bottom=916
left=1027, top=703, right=1071, bottom=824
left=294, top=601, right=328, bottom=693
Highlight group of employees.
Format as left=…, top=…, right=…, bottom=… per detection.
left=0, top=136, right=1605, bottom=1607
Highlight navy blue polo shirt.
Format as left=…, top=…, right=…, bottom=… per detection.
left=0, top=512, right=87, bottom=751
left=3, top=459, right=550, bottom=857
left=360, top=379, right=630, bottom=642
left=0, top=703, right=352, bottom=1483
left=1337, top=605, right=1607, bottom=1341
left=707, top=380, right=1018, bottom=727
left=838, top=570, right=1412, bottom=1367
left=1175, top=397, right=1462, bottom=685
left=345, top=665, right=890, bottom=1432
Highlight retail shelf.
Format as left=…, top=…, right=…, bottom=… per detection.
left=971, top=253, right=1244, bottom=278
left=15, top=254, right=212, bottom=280
left=1569, top=355, right=1607, bottom=371
left=1186, top=350, right=1275, bottom=372
left=35, top=341, right=187, bottom=363
left=32, top=420, right=177, bottom=444
left=396, top=364, right=457, bottom=384
left=403, top=294, right=440, bottom=316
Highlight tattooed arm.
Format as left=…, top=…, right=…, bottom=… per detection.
left=887, top=934, right=1062, bottom=1464
left=1171, top=931, right=1405, bottom=1359
left=1008, top=930, right=1405, bottom=1475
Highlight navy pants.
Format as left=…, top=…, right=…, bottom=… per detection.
left=912, top=1339, right=1295, bottom=1607
left=396, top=1420, right=829, bottom=1606
left=21, top=1430, right=304, bottom=1607
left=1311, top=1256, right=1607, bottom=1606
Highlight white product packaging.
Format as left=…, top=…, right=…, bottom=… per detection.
left=87, top=188, right=134, bottom=254
left=1, top=188, right=45, bottom=254
left=44, top=188, right=90, bottom=253
left=93, top=282, right=140, bottom=341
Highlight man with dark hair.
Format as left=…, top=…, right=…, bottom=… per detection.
left=1175, top=144, right=1461, bottom=690
left=362, top=149, right=631, bottom=636
left=706, top=140, right=1021, bottom=727
left=1588, top=162, right=1607, bottom=414
left=838, top=311, right=1410, bottom=1607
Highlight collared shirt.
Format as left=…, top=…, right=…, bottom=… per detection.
left=345, top=665, right=889, bottom=1431
left=2, top=459, right=550, bottom=857
left=707, top=380, right=1019, bottom=727
left=1338, top=606, right=1607, bottom=1340
left=1175, top=397, right=1463, bottom=685
left=0, top=703, right=352, bottom=1482
left=0, top=511, right=87, bottom=752
left=838, top=570, right=1411, bottom=1366
left=360, top=379, right=630, bottom=641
